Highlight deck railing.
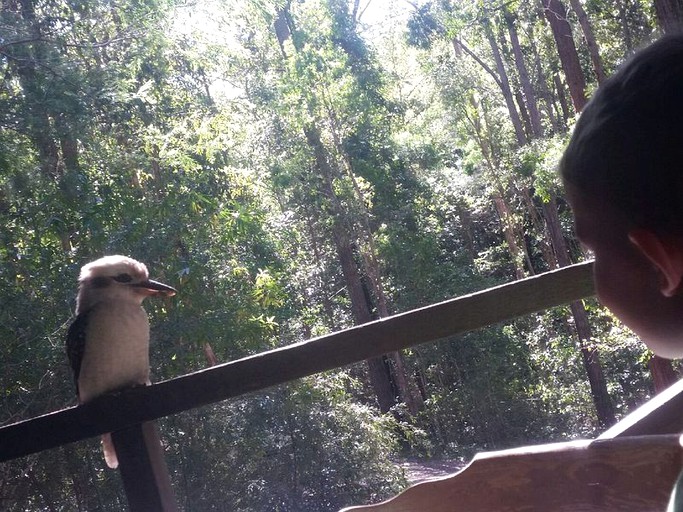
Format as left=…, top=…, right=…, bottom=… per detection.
left=0, top=261, right=597, bottom=509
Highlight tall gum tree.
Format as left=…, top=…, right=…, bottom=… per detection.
left=502, top=1, right=615, bottom=425
left=266, top=0, right=423, bottom=415
left=408, top=0, right=616, bottom=426
left=654, top=0, right=683, bottom=32
left=539, top=0, right=588, bottom=111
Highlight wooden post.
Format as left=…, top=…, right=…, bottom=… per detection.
left=112, top=422, right=178, bottom=512
left=649, top=355, right=679, bottom=393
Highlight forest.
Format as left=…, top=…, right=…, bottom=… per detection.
left=2, top=0, right=682, bottom=510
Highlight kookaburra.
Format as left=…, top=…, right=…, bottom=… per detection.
left=66, top=255, right=176, bottom=468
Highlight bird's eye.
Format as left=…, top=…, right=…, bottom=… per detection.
left=113, top=273, right=133, bottom=283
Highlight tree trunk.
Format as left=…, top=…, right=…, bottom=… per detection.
left=540, top=0, right=588, bottom=112
left=515, top=90, right=533, bottom=138
left=303, top=206, right=337, bottom=329
left=12, top=0, right=61, bottom=179
left=482, top=20, right=528, bottom=146
left=304, top=124, right=398, bottom=413
left=519, top=185, right=555, bottom=269
left=332, top=200, right=397, bottom=413
left=11, top=0, right=81, bottom=253
left=323, top=76, right=424, bottom=415
left=616, top=0, right=635, bottom=51
left=504, top=9, right=544, bottom=137
left=569, top=301, right=616, bottom=427
left=458, top=203, right=477, bottom=263
left=527, top=18, right=565, bottom=133
left=494, top=194, right=527, bottom=280
left=542, top=196, right=616, bottom=427
left=648, top=355, right=679, bottom=392
left=553, top=73, right=572, bottom=122
left=654, top=0, right=683, bottom=32
left=465, top=95, right=530, bottom=278
left=285, top=2, right=414, bottom=415
left=568, top=0, right=607, bottom=83
left=12, top=65, right=62, bottom=180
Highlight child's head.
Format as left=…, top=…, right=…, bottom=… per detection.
left=561, top=34, right=683, bottom=358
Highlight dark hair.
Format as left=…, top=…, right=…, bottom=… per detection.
left=560, top=34, right=683, bottom=233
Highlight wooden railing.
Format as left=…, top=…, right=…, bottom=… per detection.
left=341, top=433, right=683, bottom=511
left=0, top=261, right=605, bottom=509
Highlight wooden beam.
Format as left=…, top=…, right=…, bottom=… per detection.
left=600, top=377, right=683, bottom=439
left=0, top=261, right=594, bottom=462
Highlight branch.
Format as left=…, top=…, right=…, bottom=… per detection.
left=453, top=37, right=502, bottom=89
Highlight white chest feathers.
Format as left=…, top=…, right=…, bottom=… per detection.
left=77, top=302, right=151, bottom=402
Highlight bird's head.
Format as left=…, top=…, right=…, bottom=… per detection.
left=76, top=255, right=176, bottom=313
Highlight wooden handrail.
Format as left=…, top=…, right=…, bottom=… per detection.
left=340, top=434, right=683, bottom=511
left=0, top=261, right=595, bottom=462
left=600, top=377, right=683, bottom=439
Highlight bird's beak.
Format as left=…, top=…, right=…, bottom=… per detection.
left=133, top=279, right=177, bottom=297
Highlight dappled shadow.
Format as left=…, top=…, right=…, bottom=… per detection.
left=400, top=459, right=465, bottom=484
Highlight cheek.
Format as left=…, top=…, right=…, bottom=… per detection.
left=592, top=247, right=665, bottom=330
left=591, top=250, right=648, bottom=319
left=593, top=261, right=622, bottom=310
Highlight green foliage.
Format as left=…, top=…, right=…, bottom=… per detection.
left=164, top=375, right=405, bottom=511
left=0, top=0, right=664, bottom=509
left=406, top=3, right=444, bottom=49
left=514, top=135, right=571, bottom=201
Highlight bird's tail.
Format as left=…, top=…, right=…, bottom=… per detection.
left=102, top=433, right=119, bottom=469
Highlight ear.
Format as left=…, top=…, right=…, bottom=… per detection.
left=628, top=229, right=683, bottom=297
